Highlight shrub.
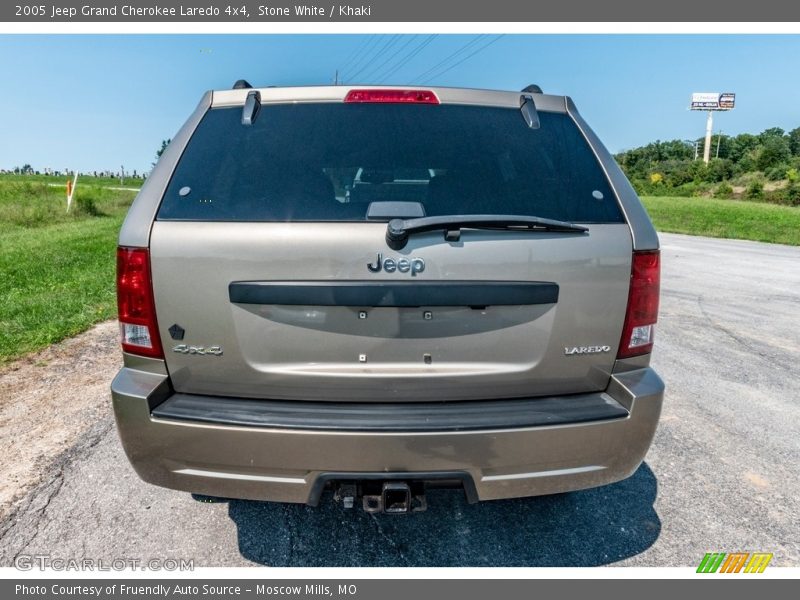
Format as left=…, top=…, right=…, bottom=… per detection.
left=766, top=165, right=789, bottom=181
left=688, top=182, right=713, bottom=197
left=786, top=182, right=800, bottom=206
left=764, top=189, right=788, bottom=206
left=746, top=180, right=764, bottom=200
left=706, top=158, right=734, bottom=183
left=630, top=179, right=646, bottom=195
left=715, top=182, right=734, bottom=199
left=75, top=194, right=102, bottom=217
left=733, top=155, right=757, bottom=176
left=665, top=163, right=694, bottom=187
left=72, top=188, right=110, bottom=217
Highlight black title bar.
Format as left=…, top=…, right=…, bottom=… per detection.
left=4, top=1, right=800, bottom=22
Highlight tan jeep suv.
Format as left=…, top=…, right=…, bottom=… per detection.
left=111, top=83, right=663, bottom=513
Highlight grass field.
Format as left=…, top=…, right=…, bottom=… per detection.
left=1, top=172, right=144, bottom=189
left=0, top=176, right=137, bottom=364
left=1, top=178, right=799, bottom=364
left=641, top=196, right=800, bottom=246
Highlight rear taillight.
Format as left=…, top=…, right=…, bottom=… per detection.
left=116, top=247, right=163, bottom=359
left=617, top=250, right=660, bottom=359
left=344, top=89, right=439, bottom=104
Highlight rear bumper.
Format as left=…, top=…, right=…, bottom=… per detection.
left=111, top=367, right=664, bottom=504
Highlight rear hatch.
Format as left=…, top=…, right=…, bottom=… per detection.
left=149, top=95, right=632, bottom=402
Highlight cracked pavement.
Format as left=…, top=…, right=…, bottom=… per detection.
left=0, top=233, right=798, bottom=567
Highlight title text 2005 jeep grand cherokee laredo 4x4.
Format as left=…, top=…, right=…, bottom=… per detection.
left=111, top=83, right=663, bottom=513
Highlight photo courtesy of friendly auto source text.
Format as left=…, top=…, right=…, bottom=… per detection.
left=0, top=0, right=799, bottom=594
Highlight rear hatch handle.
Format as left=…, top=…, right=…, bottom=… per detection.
left=385, top=214, right=588, bottom=250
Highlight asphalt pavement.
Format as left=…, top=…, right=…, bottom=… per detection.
left=1, top=232, right=798, bottom=567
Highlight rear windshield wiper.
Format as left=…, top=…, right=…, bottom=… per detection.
left=385, top=214, right=588, bottom=250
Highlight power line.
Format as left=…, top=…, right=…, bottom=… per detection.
left=407, top=36, right=485, bottom=84
left=339, top=35, right=382, bottom=81
left=340, top=36, right=381, bottom=81
left=374, top=35, right=438, bottom=84
left=408, top=36, right=484, bottom=84
left=346, top=35, right=402, bottom=83
left=418, top=35, right=504, bottom=85
left=338, top=35, right=376, bottom=76
left=360, top=35, right=418, bottom=83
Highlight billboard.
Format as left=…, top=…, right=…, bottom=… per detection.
left=691, top=92, right=736, bottom=111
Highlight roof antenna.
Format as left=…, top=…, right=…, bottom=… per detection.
left=233, top=79, right=252, bottom=90
left=521, top=84, right=543, bottom=94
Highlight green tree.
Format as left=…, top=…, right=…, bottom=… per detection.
left=788, top=127, right=800, bottom=156
left=757, top=136, right=791, bottom=171
left=728, top=133, right=759, bottom=163
left=616, top=126, right=800, bottom=191
left=758, top=127, right=785, bottom=142
left=152, top=139, right=172, bottom=168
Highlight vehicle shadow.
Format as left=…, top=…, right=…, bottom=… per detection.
left=214, top=462, right=659, bottom=567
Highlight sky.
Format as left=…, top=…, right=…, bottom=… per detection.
left=1, top=34, right=799, bottom=174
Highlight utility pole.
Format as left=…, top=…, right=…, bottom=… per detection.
left=334, top=69, right=339, bottom=85
left=686, top=140, right=699, bottom=160
left=703, top=111, right=713, bottom=164
left=716, top=131, right=723, bottom=159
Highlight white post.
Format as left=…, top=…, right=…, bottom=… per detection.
left=66, top=171, right=78, bottom=212
left=703, top=111, right=714, bottom=164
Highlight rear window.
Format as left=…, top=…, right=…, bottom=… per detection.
left=157, top=103, right=624, bottom=223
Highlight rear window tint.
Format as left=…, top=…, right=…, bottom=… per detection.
left=157, top=103, right=624, bottom=223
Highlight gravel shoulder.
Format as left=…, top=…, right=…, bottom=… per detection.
left=0, top=321, right=120, bottom=520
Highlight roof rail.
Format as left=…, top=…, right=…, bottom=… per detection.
left=521, top=84, right=543, bottom=94
left=233, top=79, right=253, bottom=90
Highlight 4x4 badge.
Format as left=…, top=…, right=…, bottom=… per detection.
left=172, top=344, right=223, bottom=356
left=367, top=252, right=425, bottom=276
